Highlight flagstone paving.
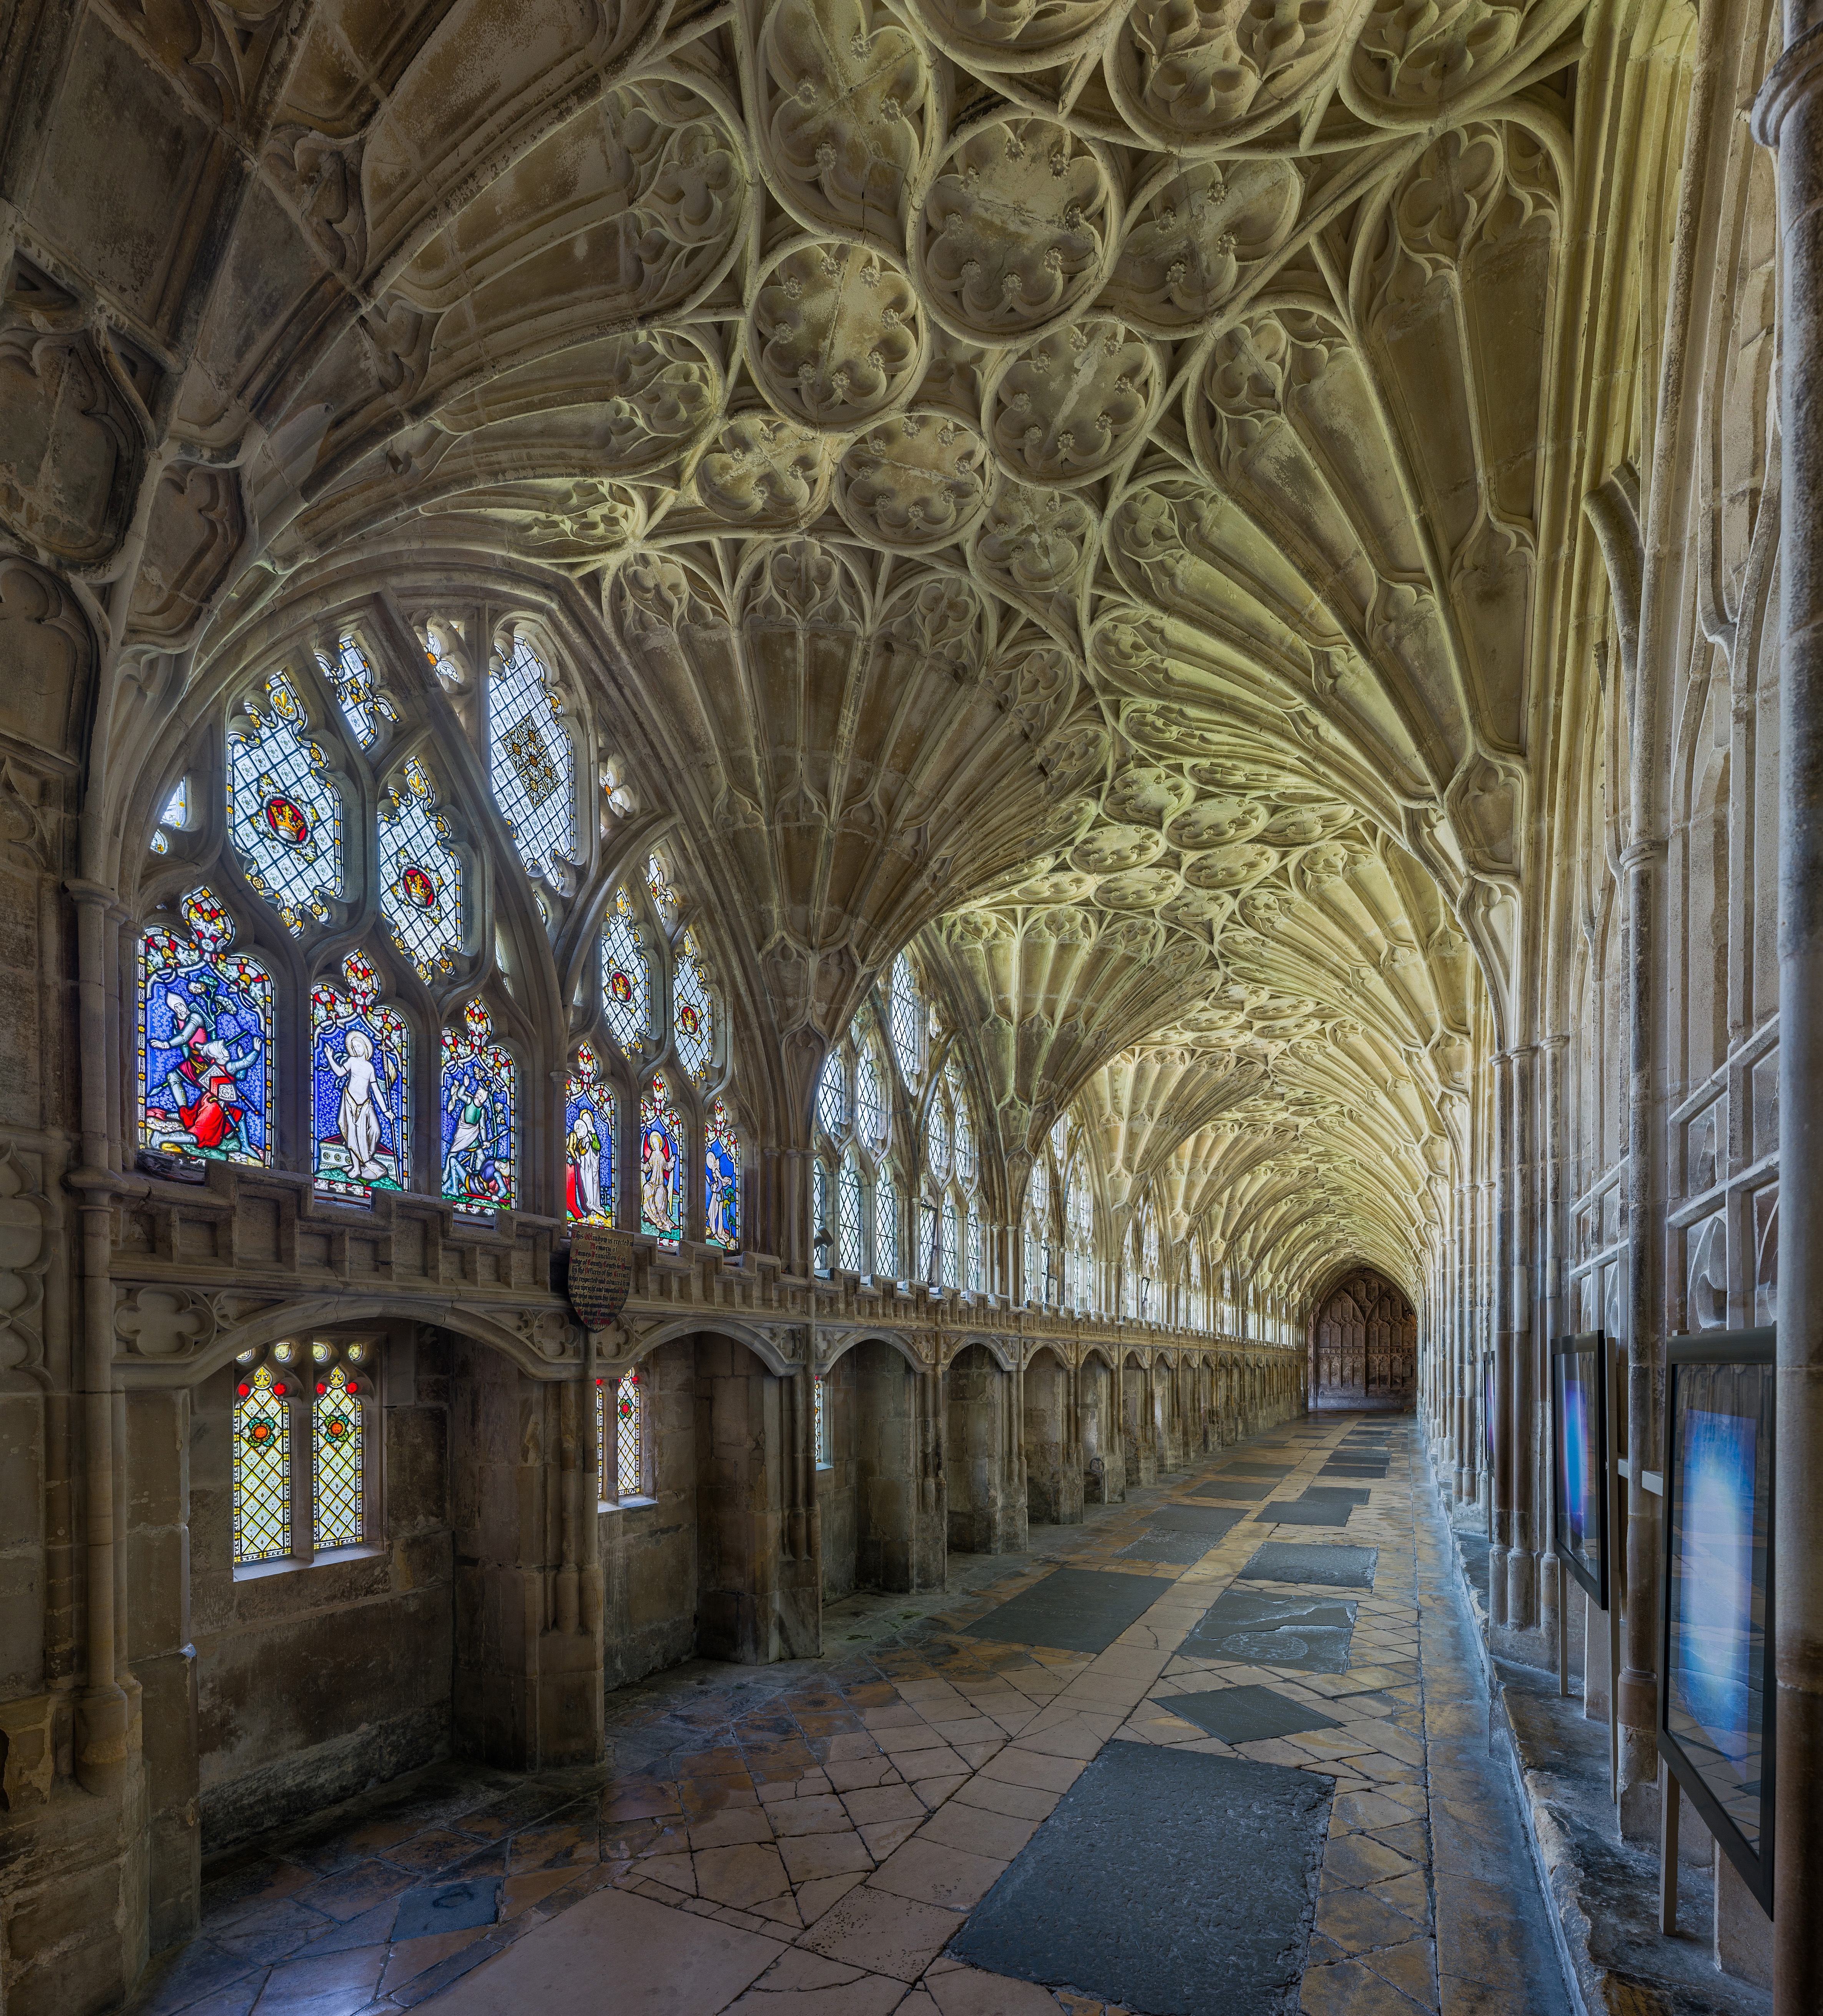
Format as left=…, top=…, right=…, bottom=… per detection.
left=129, top=1415, right=1570, bottom=2016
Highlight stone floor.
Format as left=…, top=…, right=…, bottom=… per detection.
left=130, top=1415, right=1573, bottom=2016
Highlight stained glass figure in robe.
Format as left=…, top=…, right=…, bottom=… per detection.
left=705, top=1099, right=739, bottom=1249
left=139, top=888, right=272, bottom=1164
left=233, top=1361, right=290, bottom=1563
left=566, top=1041, right=614, bottom=1222
left=441, top=999, right=516, bottom=1210
left=310, top=952, right=409, bottom=1197
left=640, top=1075, right=684, bottom=1240
left=226, top=673, right=344, bottom=935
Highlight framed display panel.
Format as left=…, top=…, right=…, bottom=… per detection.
left=1551, top=1332, right=1609, bottom=1609
left=1658, top=1328, right=1775, bottom=1915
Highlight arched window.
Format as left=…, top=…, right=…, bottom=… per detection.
left=966, top=1201, right=982, bottom=1293
left=941, top=1200, right=958, bottom=1288
left=311, top=951, right=409, bottom=1200
left=640, top=1074, right=685, bottom=1242
left=856, top=1039, right=885, bottom=1143
left=889, top=953, right=923, bottom=1086
left=814, top=1375, right=829, bottom=1465
left=705, top=1099, right=740, bottom=1249
left=311, top=1353, right=364, bottom=1549
left=647, top=852, right=678, bottom=929
left=233, top=1360, right=290, bottom=1563
left=1065, top=1159, right=1093, bottom=1312
left=441, top=1000, right=516, bottom=1211
left=140, top=888, right=273, bottom=1167
left=838, top=1152, right=864, bottom=1272
left=565, top=1041, right=613, bottom=1223
left=615, top=1369, right=646, bottom=1498
left=226, top=673, right=344, bottom=935
left=379, top=758, right=463, bottom=978
left=487, top=633, right=574, bottom=882
left=814, top=1157, right=833, bottom=1275
left=929, top=1091, right=952, bottom=1180
left=600, top=887, right=651, bottom=1055
left=817, top=1049, right=848, bottom=1136
left=149, top=777, right=189, bottom=855
left=1190, top=1245, right=1205, bottom=1332
left=674, top=930, right=715, bottom=1082
left=876, top=1169, right=899, bottom=1279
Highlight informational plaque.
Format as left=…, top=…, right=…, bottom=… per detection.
left=1552, top=1331, right=1609, bottom=1608
left=567, top=1223, right=635, bottom=1329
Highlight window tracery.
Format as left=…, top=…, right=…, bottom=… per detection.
left=232, top=1338, right=373, bottom=1568
left=489, top=634, right=575, bottom=882
left=311, top=1354, right=364, bottom=1549
left=226, top=673, right=344, bottom=936
left=311, top=952, right=409, bottom=1199
left=150, top=778, right=189, bottom=855
left=601, top=887, right=652, bottom=1055
left=233, top=1360, right=290, bottom=1563
left=615, top=1369, right=646, bottom=1498
left=320, top=634, right=394, bottom=750
left=640, top=1073, right=685, bottom=1242
left=380, top=757, right=464, bottom=979
left=889, top=954, right=924, bottom=1087
left=675, top=930, right=715, bottom=1083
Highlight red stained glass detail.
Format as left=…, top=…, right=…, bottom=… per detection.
left=678, top=1003, right=702, bottom=1036
left=400, top=864, right=439, bottom=910
left=263, top=794, right=312, bottom=847
left=237, top=1382, right=250, bottom=1396
left=608, top=970, right=633, bottom=1003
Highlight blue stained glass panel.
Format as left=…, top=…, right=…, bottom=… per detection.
left=489, top=636, right=574, bottom=880
left=381, top=758, right=463, bottom=978
left=566, top=1044, right=614, bottom=1222
left=139, top=889, right=271, bottom=1165
left=311, top=952, right=409, bottom=1199
left=641, top=1076, right=685, bottom=1241
left=226, top=674, right=344, bottom=935
left=705, top=1098, right=739, bottom=1249
left=440, top=1000, right=516, bottom=1212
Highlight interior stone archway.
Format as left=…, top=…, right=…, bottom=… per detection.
left=1308, top=1268, right=1417, bottom=1413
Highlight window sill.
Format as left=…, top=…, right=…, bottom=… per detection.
left=599, top=1494, right=658, bottom=1514
left=233, top=1543, right=384, bottom=1583
left=814, top=1461, right=834, bottom=1474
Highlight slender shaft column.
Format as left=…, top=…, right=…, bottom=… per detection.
left=1755, top=30, right=1823, bottom=2008
left=1507, top=1044, right=1538, bottom=1629
left=1489, top=1053, right=1515, bottom=1627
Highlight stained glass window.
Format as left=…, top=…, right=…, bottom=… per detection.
left=675, top=931, right=714, bottom=1083
left=814, top=1159, right=832, bottom=1274
left=1032, top=1156, right=1050, bottom=1226
left=233, top=1362, right=290, bottom=1563
left=312, top=1360, right=364, bottom=1548
left=876, top=1171, right=898, bottom=1279
left=647, top=852, right=676, bottom=928
left=966, top=1202, right=982, bottom=1292
left=226, top=673, right=344, bottom=935
left=140, top=888, right=273, bottom=1166
left=601, top=887, right=650, bottom=1055
left=320, top=635, right=393, bottom=749
left=566, top=1041, right=613, bottom=1222
left=814, top=1375, right=829, bottom=1465
left=380, top=757, right=463, bottom=978
left=941, top=1201, right=958, bottom=1288
left=489, top=635, right=574, bottom=880
left=1025, top=1225, right=1040, bottom=1301
left=595, top=1376, right=608, bottom=1492
left=856, top=1042, right=885, bottom=1143
left=150, top=778, right=188, bottom=854
left=440, top=999, right=516, bottom=1212
left=616, top=1370, right=643, bottom=1496
left=889, top=954, right=922, bottom=1084
left=705, top=1098, right=740, bottom=1249
left=640, top=1074, right=684, bottom=1241
left=817, top=1051, right=846, bottom=1136
left=838, top=1154, right=863, bottom=1272
left=310, top=952, right=409, bottom=1199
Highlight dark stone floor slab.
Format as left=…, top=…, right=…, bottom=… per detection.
left=1180, top=1587, right=1359, bottom=1672
left=1296, top=1485, right=1371, bottom=1508
left=1185, top=1482, right=1269, bottom=1501
left=391, top=1877, right=500, bottom=1941
left=965, top=1566, right=1174, bottom=1655
left=949, top=1740, right=1331, bottom=2016
left=1253, top=1500, right=1355, bottom=1526
left=1117, top=1531, right=1219, bottom=1564
left=1237, top=1542, right=1379, bottom=1589
left=1320, top=1464, right=1387, bottom=1478
left=1222, top=1462, right=1294, bottom=1475
left=1149, top=1503, right=1248, bottom=1537
left=1159, top=1684, right=1343, bottom=1745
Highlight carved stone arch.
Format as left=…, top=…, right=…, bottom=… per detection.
left=112, top=1290, right=584, bottom=1389
left=821, top=1329, right=925, bottom=1376
left=611, top=1315, right=805, bottom=1379
left=951, top=1332, right=1017, bottom=1373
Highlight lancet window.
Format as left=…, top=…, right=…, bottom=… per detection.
left=311, top=952, right=409, bottom=1199
left=487, top=633, right=575, bottom=883
left=1065, top=1156, right=1095, bottom=1313
left=813, top=1007, right=897, bottom=1280
left=231, top=1337, right=374, bottom=1569
left=565, top=1042, right=614, bottom=1223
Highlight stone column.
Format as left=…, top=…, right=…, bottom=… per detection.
left=1537, top=1035, right=1569, bottom=1666
left=1755, top=31, right=1823, bottom=2006
left=1489, top=1052, right=1515, bottom=1626
left=1506, top=1043, right=1538, bottom=1631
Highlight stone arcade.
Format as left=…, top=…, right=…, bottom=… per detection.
left=0, top=0, right=1814, bottom=2011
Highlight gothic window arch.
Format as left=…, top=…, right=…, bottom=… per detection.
left=140, top=888, right=273, bottom=1167
left=231, top=1336, right=376, bottom=1570
left=813, top=1009, right=896, bottom=1279
left=1065, top=1155, right=1095, bottom=1313
left=485, top=628, right=577, bottom=885
left=1140, top=1207, right=1160, bottom=1321
left=923, top=1059, right=986, bottom=1293
left=1024, top=1149, right=1056, bottom=1305
left=565, top=1040, right=614, bottom=1224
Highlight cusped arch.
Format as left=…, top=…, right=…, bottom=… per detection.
left=821, top=1329, right=926, bottom=1376
left=608, top=1315, right=805, bottom=1378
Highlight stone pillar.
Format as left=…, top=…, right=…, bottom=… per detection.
left=1537, top=1035, right=1569, bottom=1666
left=1755, top=31, right=1823, bottom=2006
left=1506, top=1044, right=1539, bottom=1630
